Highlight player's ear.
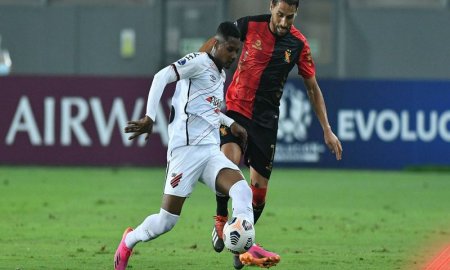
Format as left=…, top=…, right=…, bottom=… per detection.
left=198, top=37, right=216, bottom=53
left=213, top=38, right=220, bottom=49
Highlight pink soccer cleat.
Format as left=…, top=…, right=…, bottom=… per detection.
left=114, top=227, right=133, bottom=270
left=238, top=244, right=281, bottom=268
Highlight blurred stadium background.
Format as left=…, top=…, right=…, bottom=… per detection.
left=1, top=0, right=449, bottom=169
left=1, top=1, right=450, bottom=269
left=1, top=0, right=450, bottom=79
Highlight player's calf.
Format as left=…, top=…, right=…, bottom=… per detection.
left=251, top=184, right=267, bottom=224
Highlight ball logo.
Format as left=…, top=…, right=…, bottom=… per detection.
left=277, top=83, right=312, bottom=142
left=229, top=231, right=240, bottom=245
left=244, top=238, right=253, bottom=250
left=242, top=220, right=253, bottom=231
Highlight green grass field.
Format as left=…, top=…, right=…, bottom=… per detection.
left=1, top=167, right=449, bottom=270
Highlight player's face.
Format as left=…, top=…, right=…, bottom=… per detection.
left=214, top=37, right=241, bottom=69
left=269, top=1, right=298, bottom=36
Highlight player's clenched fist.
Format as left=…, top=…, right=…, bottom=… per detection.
left=230, top=122, right=248, bottom=150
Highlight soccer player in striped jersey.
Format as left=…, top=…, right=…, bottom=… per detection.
left=201, top=0, right=343, bottom=269
left=113, top=22, right=254, bottom=270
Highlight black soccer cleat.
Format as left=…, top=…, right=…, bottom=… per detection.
left=233, top=254, right=245, bottom=269
left=211, top=215, right=227, bottom=252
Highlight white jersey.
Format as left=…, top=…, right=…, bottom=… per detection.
left=168, top=52, right=226, bottom=153
left=144, top=52, right=228, bottom=155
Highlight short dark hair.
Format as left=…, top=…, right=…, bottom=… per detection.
left=271, top=0, right=299, bottom=9
left=216, top=21, right=241, bottom=42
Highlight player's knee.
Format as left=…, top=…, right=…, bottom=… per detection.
left=251, top=184, right=267, bottom=206
left=142, top=209, right=179, bottom=241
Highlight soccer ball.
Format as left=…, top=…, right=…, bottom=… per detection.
left=223, top=216, right=255, bottom=254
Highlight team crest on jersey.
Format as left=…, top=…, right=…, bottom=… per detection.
left=284, top=49, right=292, bottom=63
left=205, top=96, right=222, bottom=114
left=252, top=39, right=262, bottom=50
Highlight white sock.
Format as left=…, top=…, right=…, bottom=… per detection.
left=229, top=180, right=254, bottom=224
left=125, top=208, right=179, bottom=248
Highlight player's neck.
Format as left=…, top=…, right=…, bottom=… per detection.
left=207, top=53, right=223, bottom=72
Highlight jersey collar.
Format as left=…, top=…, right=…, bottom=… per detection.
left=207, top=53, right=223, bottom=73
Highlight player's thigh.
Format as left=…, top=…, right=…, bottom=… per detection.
left=245, top=126, right=278, bottom=183
left=220, top=111, right=251, bottom=162
left=201, top=146, right=243, bottom=195
left=164, top=145, right=208, bottom=198
left=221, top=141, right=242, bottom=165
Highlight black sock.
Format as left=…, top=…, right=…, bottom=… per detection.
left=216, top=194, right=230, bottom=217
left=253, top=203, right=265, bottom=224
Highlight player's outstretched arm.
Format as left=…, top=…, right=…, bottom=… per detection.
left=303, top=76, right=343, bottom=160
left=124, top=115, right=154, bottom=141
left=124, top=64, right=178, bottom=142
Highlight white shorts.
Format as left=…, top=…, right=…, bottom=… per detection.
left=164, top=144, right=240, bottom=197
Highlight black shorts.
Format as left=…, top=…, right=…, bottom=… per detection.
left=220, top=110, right=277, bottom=179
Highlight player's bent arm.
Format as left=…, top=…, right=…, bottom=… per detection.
left=145, top=65, right=178, bottom=121
left=219, top=112, right=235, bottom=127
left=220, top=112, right=248, bottom=147
left=303, top=75, right=332, bottom=132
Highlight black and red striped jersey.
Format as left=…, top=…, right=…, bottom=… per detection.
left=226, top=14, right=315, bottom=129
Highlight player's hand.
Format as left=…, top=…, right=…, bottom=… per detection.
left=230, top=122, right=248, bottom=149
left=324, top=128, right=342, bottom=160
left=124, top=115, right=154, bottom=141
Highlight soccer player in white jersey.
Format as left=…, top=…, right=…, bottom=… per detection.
left=113, top=22, right=254, bottom=270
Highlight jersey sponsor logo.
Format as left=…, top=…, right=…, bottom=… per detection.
left=205, top=96, right=223, bottom=114
left=170, top=172, right=183, bottom=188
left=252, top=39, right=262, bottom=51
left=276, top=83, right=326, bottom=162
left=284, top=49, right=292, bottom=63
left=210, top=75, right=217, bottom=83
